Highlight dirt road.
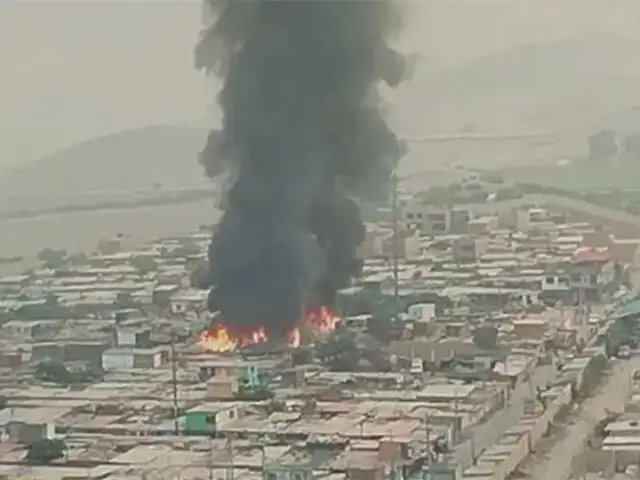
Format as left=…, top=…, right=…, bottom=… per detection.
left=520, top=358, right=635, bottom=480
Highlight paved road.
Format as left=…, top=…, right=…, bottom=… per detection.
left=523, top=358, right=636, bottom=480
left=468, top=194, right=640, bottom=232
left=453, top=364, right=558, bottom=469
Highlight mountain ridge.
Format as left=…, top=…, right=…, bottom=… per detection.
left=0, top=124, right=211, bottom=199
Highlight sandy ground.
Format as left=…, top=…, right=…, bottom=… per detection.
left=0, top=199, right=219, bottom=261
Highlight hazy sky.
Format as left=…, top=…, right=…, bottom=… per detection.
left=2, top=0, right=640, bottom=173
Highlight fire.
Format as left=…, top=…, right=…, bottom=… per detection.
left=302, top=306, right=341, bottom=333
left=198, top=306, right=340, bottom=353
left=288, top=327, right=301, bottom=349
left=198, top=323, right=267, bottom=353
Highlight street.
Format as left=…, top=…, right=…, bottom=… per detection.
left=453, top=364, right=558, bottom=468
left=521, top=357, right=636, bottom=480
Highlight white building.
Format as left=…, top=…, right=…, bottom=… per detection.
left=169, top=289, right=208, bottom=314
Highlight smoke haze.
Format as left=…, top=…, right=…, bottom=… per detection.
left=195, top=0, right=407, bottom=337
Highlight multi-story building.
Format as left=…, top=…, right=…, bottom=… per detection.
left=401, top=199, right=470, bottom=236
left=540, top=247, right=617, bottom=303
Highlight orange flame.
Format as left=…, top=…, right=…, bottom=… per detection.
left=198, top=306, right=340, bottom=353
left=303, top=306, right=341, bottom=333
left=198, top=323, right=267, bottom=353
left=288, top=327, right=301, bottom=349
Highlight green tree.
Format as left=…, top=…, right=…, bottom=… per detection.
left=131, top=256, right=158, bottom=274
left=37, top=248, right=67, bottom=268
left=35, top=361, right=71, bottom=384
left=35, top=360, right=102, bottom=385
left=266, top=399, right=286, bottom=414
left=115, top=292, right=139, bottom=309
left=367, top=315, right=402, bottom=342
left=588, top=129, right=618, bottom=160
left=15, top=294, right=69, bottom=320
left=66, top=252, right=88, bottom=265
left=167, top=243, right=201, bottom=258
left=479, top=172, right=504, bottom=184
left=315, top=330, right=361, bottom=371
left=234, top=386, right=274, bottom=401
left=623, top=132, right=640, bottom=157
left=25, top=439, right=65, bottom=463
left=189, top=263, right=211, bottom=289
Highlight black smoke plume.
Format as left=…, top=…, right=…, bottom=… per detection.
left=195, top=0, right=407, bottom=339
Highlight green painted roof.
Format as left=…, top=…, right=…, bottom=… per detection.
left=619, top=296, right=640, bottom=318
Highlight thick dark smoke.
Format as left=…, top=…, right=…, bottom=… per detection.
left=196, top=0, right=408, bottom=339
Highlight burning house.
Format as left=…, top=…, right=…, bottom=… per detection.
left=198, top=306, right=341, bottom=353
left=194, top=1, right=409, bottom=346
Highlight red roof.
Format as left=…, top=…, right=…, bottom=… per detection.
left=573, top=247, right=612, bottom=263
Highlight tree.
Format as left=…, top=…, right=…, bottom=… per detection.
left=167, top=243, right=201, bottom=259
left=588, top=130, right=618, bottom=160
left=14, top=294, right=69, bottom=320
left=66, top=252, right=88, bottom=265
left=479, top=172, right=504, bottom=184
left=315, top=330, right=361, bottom=371
left=115, top=292, right=139, bottom=309
left=35, top=361, right=71, bottom=384
left=535, top=387, right=547, bottom=410
left=494, top=187, right=523, bottom=202
left=130, top=256, right=158, bottom=274
left=25, top=439, right=65, bottom=463
left=367, top=315, right=402, bottom=342
left=189, top=262, right=211, bottom=289
left=37, top=248, right=67, bottom=268
left=623, top=132, right=640, bottom=157
left=473, top=326, right=499, bottom=350
left=234, top=385, right=274, bottom=401
left=34, top=360, right=102, bottom=385
left=266, top=399, right=286, bottom=414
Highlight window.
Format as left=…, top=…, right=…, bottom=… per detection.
left=265, top=473, right=278, bottom=480
left=229, top=410, right=235, bottom=419
left=545, top=276, right=554, bottom=284
left=293, top=472, right=306, bottom=480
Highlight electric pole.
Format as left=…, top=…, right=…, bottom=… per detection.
left=209, top=436, right=214, bottom=480
left=226, top=437, right=234, bottom=480
left=391, top=172, right=400, bottom=317
left=424, top=411, right=431, bottom=464
left=170, top=335, right=179, bottom=435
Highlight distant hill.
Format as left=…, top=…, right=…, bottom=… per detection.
left=7, top=36, right=640, bottom=203
left=0, top=125, right=210, bottom=199
left=393, top=35, right=640, bottom=135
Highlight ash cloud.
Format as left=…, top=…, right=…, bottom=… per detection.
left=195, top=0, right=408, bottom=338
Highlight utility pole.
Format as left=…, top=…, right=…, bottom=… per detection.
left=209, top=436, right=214, bottom=480
left=170, top=335, right=179, bottom=435
left=226, top=437, right=234, bottom=480
left=424, top=411, right=431, bottom=464
left=391, top=172, right=400, bottom=317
